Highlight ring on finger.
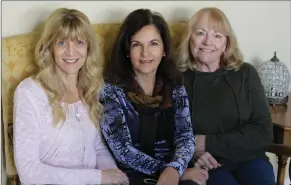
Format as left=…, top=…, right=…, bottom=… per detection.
left=200, top=165, right=208, bottom=170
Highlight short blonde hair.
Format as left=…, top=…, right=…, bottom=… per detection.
left=33, top=8, right=104, bottom=126
left=177, top=7, right=243, bottom=72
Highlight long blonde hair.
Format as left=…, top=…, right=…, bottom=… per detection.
left=177, top=7, right=244, bottom=72
left=33, top=8, right=104, bottom=126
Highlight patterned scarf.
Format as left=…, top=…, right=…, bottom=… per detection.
left=126, top=75, right=172, bottom=109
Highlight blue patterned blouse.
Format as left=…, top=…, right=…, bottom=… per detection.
left=99, top=83, right=195, bottom=178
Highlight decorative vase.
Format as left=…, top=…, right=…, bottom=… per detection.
left=258, top=52, right=290, bottom=105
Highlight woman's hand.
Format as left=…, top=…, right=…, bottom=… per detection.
left=101, top=169, right=129, bottom=185
left=181, top=167, right=208, bottom=185
left=194, top=152, right=221, bottom=170
left=156, top=167, right=180, bottom=185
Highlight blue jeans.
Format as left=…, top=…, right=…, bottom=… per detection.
left=206, top=158, right=276, bottom=185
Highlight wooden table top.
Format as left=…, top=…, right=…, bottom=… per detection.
left=270, top=97, right=291, bottom=130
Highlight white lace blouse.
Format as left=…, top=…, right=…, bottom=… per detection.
left=13, top=77, right=117, bottom=185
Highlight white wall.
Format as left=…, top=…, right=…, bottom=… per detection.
left=3, top=1, right=291, bottom=71
left=2, top=1, right=291, bottom=184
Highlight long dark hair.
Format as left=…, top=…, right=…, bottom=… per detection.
left=104, top=8, right=182, bottom=88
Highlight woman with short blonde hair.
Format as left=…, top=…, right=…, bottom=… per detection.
left=13, top=8, right=128, bottom=185
left=178, top=7, right=275, bottom=185
left=177, top=7, right=243, bottom=72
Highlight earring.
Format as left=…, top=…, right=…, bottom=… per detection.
left=163, top=54, right=166, bottom=57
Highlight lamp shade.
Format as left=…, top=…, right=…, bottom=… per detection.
left=258, top=52, right=290, bottom=105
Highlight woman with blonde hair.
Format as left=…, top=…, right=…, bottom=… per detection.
left=177, top=7, right=275, bottom=185
left=13, top=8, right=128, bottom=185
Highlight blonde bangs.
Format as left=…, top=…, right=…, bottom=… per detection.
left=205, top=11, right=228, bottom=36
left=192, top=9, right=229, bottom=36
left=52, top=18, right=90, bottom=43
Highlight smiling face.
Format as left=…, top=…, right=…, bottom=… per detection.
left=129, top=24, right=164, bottom=77
left=53, top=38, right=88, bottom=76
left=190, top=13, right=227, bottom=66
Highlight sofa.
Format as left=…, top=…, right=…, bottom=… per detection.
left=2, top=22, right=187, bottom=184
left=2, top=21, right=290, bottom=185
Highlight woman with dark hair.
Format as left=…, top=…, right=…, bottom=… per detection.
left=100, top=9, right=208, bottom=185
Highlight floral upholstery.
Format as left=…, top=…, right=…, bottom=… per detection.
left=1, top=22, right=187, bottom=177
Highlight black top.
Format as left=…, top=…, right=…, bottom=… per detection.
left=183, top=62, right=273, bottom=170
left=131, top=103, right=175, bottom=161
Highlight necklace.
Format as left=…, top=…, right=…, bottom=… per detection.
left=75, top=105, right=81, bottom=122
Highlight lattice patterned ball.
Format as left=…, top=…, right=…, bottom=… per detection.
left=258, top=52, right=290, bottom=105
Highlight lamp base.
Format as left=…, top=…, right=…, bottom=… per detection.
left=268, top=96, right=289, bottom=106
